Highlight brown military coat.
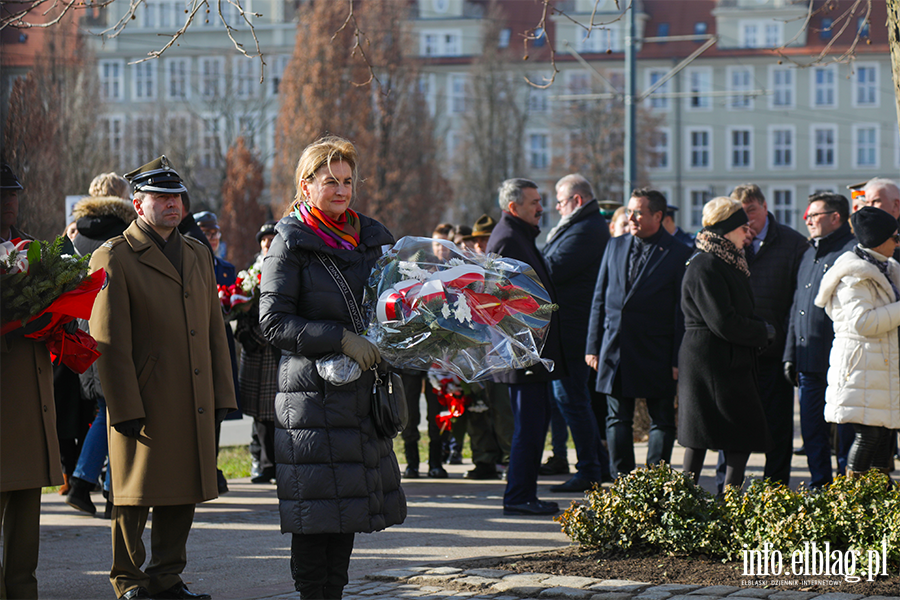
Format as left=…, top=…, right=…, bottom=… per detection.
left=0, top=334, right=64, bottom=492
left=89, top=220, right=236, bottom=506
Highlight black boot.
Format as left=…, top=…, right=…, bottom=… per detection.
left=65, top=476, right=96, bottom=515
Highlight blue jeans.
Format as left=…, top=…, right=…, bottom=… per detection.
left=72, top=397, right=110, bottom=491
left=606, top=386, right=676, bottom=479
left=551, top=359, right=605, bottom=482
left=504, top=382, right=552, bottom=506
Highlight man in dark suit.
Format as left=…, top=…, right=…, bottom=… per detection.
left=486, top=178, right=566, bottom=516
left=541, top=174, right=611, bottom=492
left=586, top=189, right=692, bottom=479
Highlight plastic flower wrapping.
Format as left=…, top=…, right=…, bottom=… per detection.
left=364, top=236, right=557, bottom=383
left=217, top=264, right=260, bottom=319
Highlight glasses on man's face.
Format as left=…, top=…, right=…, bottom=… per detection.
left=201, top=229, right=221, bottom=239
left=625, top=209, right=644, bottom=218
left=892, top=232, right=900, bottom=244
left=556, top=196, right=574, bottom=206
left=804, top=211, right=836, bottom=222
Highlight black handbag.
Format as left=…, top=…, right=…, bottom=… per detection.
left=316, top=253, right=407, bottom=438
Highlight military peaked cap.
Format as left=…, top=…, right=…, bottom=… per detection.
left=124, top=155, right=187, bottom=194
left=0, top=164, right=23, bottom=190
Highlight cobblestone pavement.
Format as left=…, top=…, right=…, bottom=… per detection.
left=257, top=566, right=900, bottom=600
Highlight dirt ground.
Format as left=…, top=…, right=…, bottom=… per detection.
left=459, top=546, right=900, bottom=596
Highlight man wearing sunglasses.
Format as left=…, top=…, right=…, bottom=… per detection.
left=783, top=193, right=856, bottom=489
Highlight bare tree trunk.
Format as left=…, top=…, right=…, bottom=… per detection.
left=889, top=0, right=900, bottom=136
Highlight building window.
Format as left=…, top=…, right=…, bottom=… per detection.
left=132, top=61, right=157, bottom=101
left=771, top=188, right=794, bottom=227
left=527, top=75, right=551, bottom=112
left=728, top=66, right=753, bottom=110
left=854, top=64, right=878, bottom=107
left=694, top=22, right=707, bottom=36
left=739, top=20, right=782, bottom=48
left=853, top=125, right=878, bottom=168
left=528, top=133, right=550, bottom=170
left=418, top=73, right=436, bottom=116
left=741, top=22, right=758, bottom=48
left=99, top=59, right=124, bottom=101
left=166, top=58, right=189, bottom=100
left=812, top=65, right=836, bottom=108
left=580, top=26, right=621, bottom=53
left=100, top=115, right=125, bottom=166
left=689, top=189, right=711, bottom=228
left=132, top=116, right=155, bottom=165
left=646, top=69, right=670, bottom=110
left=234, top=57, right=260, bottom=99
left=812, top=126, right=837, bottom=168
left=649, top=128, right=670, bottom=170
left=770, top=66, right=794, bottom=108
left=448, top=74, right=468, bottom=114
left=688, top=128, right=711, bottom=169
left=270, top=54, right=290, bottom=96
left=657, top=23, right=669, bottom=38
left=770, top=127, right=794, bottom=168
left=820, top=18, right=833, bottom=40
left=200, top=116, right=223, bottom=168
left=165, top=113, right=191, bottom=150
left=200, top=57, right=225, bottom=98
left=858, top=17, right=870, bottom=38
left=687, top=67, right=711, bottom=110
left=139, top=0, right=179, bottom=29
left=729, top=128, right=752, bottom=169
left=421, top=30, right=462, bottom=57
left=498, top=28, right=511, bottom=48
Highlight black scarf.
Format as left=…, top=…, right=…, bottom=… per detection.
left=694, top=229, right=750, bottom=278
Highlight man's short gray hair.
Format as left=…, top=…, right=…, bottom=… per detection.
left=555, top=174, right=594, bottom=200
left=497, top=178, right=538, bottom=211
left=863, top=177, right=899, bottom=195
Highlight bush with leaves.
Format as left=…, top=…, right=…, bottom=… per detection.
left=558, top=464, right=899, bottom=575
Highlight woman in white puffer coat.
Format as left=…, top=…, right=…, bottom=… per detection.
left=814, top=207, right=900, bottom=478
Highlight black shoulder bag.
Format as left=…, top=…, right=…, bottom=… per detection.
left=315, top=253, right=408, bottom=438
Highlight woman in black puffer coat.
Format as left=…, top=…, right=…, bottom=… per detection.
left=259, top=136, right=405, bottom=600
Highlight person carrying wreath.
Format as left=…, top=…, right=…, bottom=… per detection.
left=259, top=136, right=406, bottom=599
left=678, top=196, right=775, bottom=490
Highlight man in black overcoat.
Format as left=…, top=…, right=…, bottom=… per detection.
left=585, top=189, right=692, bottom=479
left=541, top=174, right=611, bottom=492
left=486, top=178, right=566, bottom=516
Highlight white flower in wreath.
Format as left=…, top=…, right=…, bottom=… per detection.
left=453, top=294, right=472, bottom=324
left=399, top=261, right=430, bottom=281
left=441, top=303, right=452, bottom=319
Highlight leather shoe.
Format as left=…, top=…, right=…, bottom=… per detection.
left=152, top=582, right=211, bottom=599
left=549, top=477, right=597, bottom=493
left=427, top=466, right=448, bottom=479
left=403, top=466, right=419, bottom=479
left=465, top=464, right=500, bottom=480
left=250, top=466, right=275, bottom=484
left=120, top=587, right=151, bottom=599
left=503, top=500, right=559, bottom=515
left=538, top=455, right=569, bottom=476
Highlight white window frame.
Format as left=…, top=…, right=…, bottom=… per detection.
left=420, top=29, right=462, bottom=57
left=526, top=73, right=551, bottom=113
left=738, top=20, right=783, bottom=48
left=686, top=188, right=711, bottom=229
left=131, top=115, right=157, bottom=165
left=131, top=60, right=158, bottom=102
left=100, top=114, right=125, bottom=167
left=579, top=25, right=622, bottom=53
left=447, top=73, right=469, bottom=114
left=810, top=64, right=837, bottom=109
left=527, top=130, right=551, bottom=170
left=233, top=56, right=261, bottom=99
left=726, top=66, right=754, bottom=111
left=768, top=124, right=795, bottom=170
left=648, top=127, right=671, bottom=171
left=645, top=68, right=670, bottom=111
left=685, top=67, right=712, bottom=111
left=852, top=123, right=879, bottom=169
left=852, top=62, right=879, bottom=108
left=727, top=126, right=753, bottom=170
left=200, top=114, right=226, bottom=169
left=810, top=124, right=838, bottom=170
left=768, top=65, right=795, bottom=109
left=269, top=54, right=290, bottom=97
left=98, top=59, right=125, bottom=102
left=418, top=73, right=437, bottom=117
left=199, top=56, right=226, bottom=99
left=165, top=57, right=190, bottom=100
left=769, top=187, right=796, bottom=229
left=686, top=126, right=712, bottom=170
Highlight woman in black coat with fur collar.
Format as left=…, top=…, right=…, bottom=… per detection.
left=677, top=197, right=773, bottom=490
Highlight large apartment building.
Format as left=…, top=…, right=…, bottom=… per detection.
left=73, top=0, right=896, bottom=232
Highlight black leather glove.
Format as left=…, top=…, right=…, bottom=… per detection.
left=215, top=408, right=229, bottom=426
left=4, top=312, right=53, bottom=339
left=765, top=322, right=776, bottom=344
left=783, top=361, right=797, bottom=387
left=114, top=418, right=144, bottom=438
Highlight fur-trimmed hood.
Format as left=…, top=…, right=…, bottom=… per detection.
left=814, top=248, right=900, bottom=308
left=71, top=196, right=136, bottom=223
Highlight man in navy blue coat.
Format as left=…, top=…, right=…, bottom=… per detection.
left=586, top=189, right=692, bottom=479
left=541, top=174, right=611, bottom=492
left=486, top=178, right=566, bottom=516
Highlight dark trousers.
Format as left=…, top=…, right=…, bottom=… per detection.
left=467, top=381, right=513, bottom=466
left=250, top=418, right=276, bottom=471
left=1, top=488, right=42, bottom=599
left=290, top=532, right=355, bottom=600
left=551, top=358, right=605, bottom=482
left=399, top=373, right=446, bottom=470
left=606, top=374, right=676, bottom=479
left=504, top=382, right=552, bottom=505
left=110, top=504, right=196, bottom=597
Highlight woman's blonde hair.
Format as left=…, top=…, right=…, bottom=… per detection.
left=294, top=136, right=359, bottom=204
left=702, top=196, right=743, bottom=228
left=89, top=172, right=130, bottom=199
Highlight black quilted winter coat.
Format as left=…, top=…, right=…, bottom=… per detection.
left=259, top=214, right=406, bottom=535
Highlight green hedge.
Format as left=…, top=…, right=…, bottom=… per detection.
left=557, top=463, right=900, bottom=575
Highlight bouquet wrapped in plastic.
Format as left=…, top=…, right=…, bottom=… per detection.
left=364, top=236, right=557, bottom=383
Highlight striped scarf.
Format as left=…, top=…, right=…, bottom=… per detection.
left=292, top=200, right=360, bottom=250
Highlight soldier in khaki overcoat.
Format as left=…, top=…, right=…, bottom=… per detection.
left=89, top=156, right=236, bottom=600
left=0, top=164, right=65, bottom=599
